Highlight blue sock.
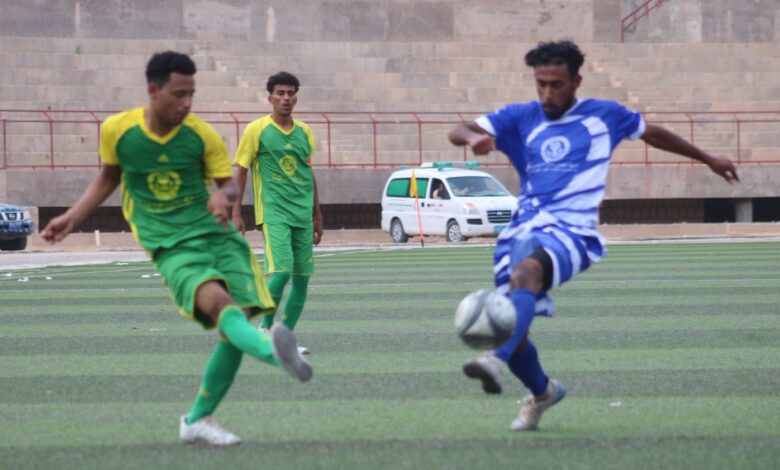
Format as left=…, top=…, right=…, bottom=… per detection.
left=507, top=339, right=549, bottom=396
left=493, top=288, right=536, bottom=361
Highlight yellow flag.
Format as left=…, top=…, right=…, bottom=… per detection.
left=409, top=170, right=418, bottom=197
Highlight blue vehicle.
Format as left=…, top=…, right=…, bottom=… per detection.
left=0, top=204, right=34, bottom=251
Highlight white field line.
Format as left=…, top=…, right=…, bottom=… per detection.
left=4, top=276, right=780, bottom=294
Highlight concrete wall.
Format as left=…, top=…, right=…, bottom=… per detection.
left=4, top=165, right=778, bottom=208
left=0, top=0, right=600, bottom=42
left=624, top=0, right=779, bottom=43
left=2, top=1, right=776, bottom=43
left=2, top=0, right=780, bottom=215
left=0, top=1, right=584, bottom=41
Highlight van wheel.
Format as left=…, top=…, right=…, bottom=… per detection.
left=0, top=237, right=27, bottom=251
left=390, top=219, right=409, bottom=243
left=446, top=220, right=467, bottom=242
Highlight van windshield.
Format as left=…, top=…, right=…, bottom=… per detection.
left=447, top=176, right=510, bottom=197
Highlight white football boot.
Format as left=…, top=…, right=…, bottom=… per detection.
left=271, top=324, right=313, bottom=382
left=179, top=415, right=241, bottom=446
left=462, top=352, right=504, bottom=394
left=510, top=378, right=566, bottom=431
left=261, top=326, right=310, bottom=356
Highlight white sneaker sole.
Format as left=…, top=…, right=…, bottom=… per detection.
left=463, top=360, right=502, bottom=394
left=179, top=415, right=241, bottom=446
left=272, top=325, right=313, bottom=382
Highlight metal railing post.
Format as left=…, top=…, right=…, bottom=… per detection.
left=43, top=110, right=54, bottom=168
left=2, top=118, right=6, bottom=170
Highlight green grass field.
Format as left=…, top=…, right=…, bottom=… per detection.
left=1, top=242, right=779, bottom=469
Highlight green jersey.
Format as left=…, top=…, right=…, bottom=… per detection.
left=100, top=107, right=233, bottom=254
left=233, top=115, right=316, bottom=228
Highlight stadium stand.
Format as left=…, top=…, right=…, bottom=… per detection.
left=1, top=0, right=779, bottom=228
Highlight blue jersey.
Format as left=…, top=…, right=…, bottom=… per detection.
left=476, top=99, right=645, bottom=228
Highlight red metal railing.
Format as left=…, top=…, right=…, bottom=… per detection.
left=621, top=0, right=667, bottom=42
left=1, top=109, right=779, bottom=169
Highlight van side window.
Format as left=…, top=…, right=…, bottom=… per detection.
left=386, top=179, right=409, bottom=197
left=386, top=177, right=430, bottom=198
left=414, top=178, right=429, bottom=198
left=431, top=179, right=450, bottom=200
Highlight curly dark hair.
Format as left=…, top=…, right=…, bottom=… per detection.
left=266, top=71, right=300, bottom=94
left=145, top=51, right=196, bottom=86
left=524, top=40, right=585, bottom=77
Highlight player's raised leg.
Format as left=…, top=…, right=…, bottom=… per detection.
left=196, top=281, right=312, bottom=381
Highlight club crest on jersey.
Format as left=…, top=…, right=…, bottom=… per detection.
left=540, top=136, right=571, bottom=162
left=279, top=155, right=298, bottom=176
left=147, top=170, right=181, bottom=200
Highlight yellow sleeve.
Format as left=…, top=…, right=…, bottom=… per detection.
left=233, top=120, right=262, bottom=169
left=298, top=120, right=316, bottom=165
left=195, top=120, right=232, bottom=179
left=99, top=114, right=122, bottom=165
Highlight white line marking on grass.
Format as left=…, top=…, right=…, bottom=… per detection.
left=8, top=276, right=780, bottom=294
left=0, top=266, right=152, bottom=281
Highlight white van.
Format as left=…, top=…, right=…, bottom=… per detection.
left=381, top=163, right=517, bottom=242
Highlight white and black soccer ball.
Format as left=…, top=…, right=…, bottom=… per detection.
left=454, top=289, right=516, bottom=350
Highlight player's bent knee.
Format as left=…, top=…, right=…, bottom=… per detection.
left=195, top=280, right=236, bottom=323
left=509, top=259, right=545, bottom=293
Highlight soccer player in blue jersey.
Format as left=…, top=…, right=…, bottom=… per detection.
left=448, top=40, right=738, bottom=431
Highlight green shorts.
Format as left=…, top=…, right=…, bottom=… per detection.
left=154, top=230, right=275, bottom=329
left=260, top=223, right=314, bottom=275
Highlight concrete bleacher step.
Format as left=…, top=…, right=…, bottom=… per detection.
left=0, top=52, right=214, bottom=71
left=587, top=42, right=780, bottom=59
left=2, top=152, right=100, bottom=168
left=0, top=85, right=260, bottom=104
left=214, top=56, right=389, bottom=74
left=203, top=40, right=539, bottom=59
left=0, top=68, right=236, bottom=87
left=0, top=36, right=196, bottom=55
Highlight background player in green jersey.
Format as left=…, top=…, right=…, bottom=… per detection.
left=232, top=71, right=323, bottom=354
left=41, top=52, right=312, bottom=447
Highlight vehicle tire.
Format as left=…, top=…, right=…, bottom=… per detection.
left=0, top=237, right=27, bottom=251
left=446, top=220, right=467, bottom=243
left=390, top=218, right=409, bottom=243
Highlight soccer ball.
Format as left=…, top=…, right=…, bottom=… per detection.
left=454, top=289, right=516, bottom=350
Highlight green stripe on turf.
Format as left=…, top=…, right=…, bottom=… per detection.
left=0, top=348, right=777, bottom=377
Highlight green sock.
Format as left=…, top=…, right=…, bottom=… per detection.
left=186, top=340, right=242, bottom=424
left=260, top=272, right=291, bottom=329
left=282, top=274, right=310, bottom=331
left=218, top=305, right=278, bottom=367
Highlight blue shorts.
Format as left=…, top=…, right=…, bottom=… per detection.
left=493, top=210, right=606, bottom=316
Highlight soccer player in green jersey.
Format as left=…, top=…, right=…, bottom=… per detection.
left=41, top=52, right=312, bottom=447
left=232, top=71, right=323, bottom=354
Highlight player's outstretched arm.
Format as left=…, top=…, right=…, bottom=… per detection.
left=231, top=166, right=249, bottom=234
left=448, top=122, right=496, bottom=156
left=41, top=165, right=121, bottom=243
left=641, top=124, right=739, bottom=183
left=312, top=174, right=323, bottom=246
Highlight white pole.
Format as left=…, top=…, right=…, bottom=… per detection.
left=94, top=229, right=101, bottom=247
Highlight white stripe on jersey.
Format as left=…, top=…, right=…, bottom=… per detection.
left=628, top=116, right=647, bottom=140
left=526, top=114, right=585, bottom=145
left=546, top=190, right=604, bottom=212
left=475, top=116, right=496, bottom=135
left=545, top=226, right=583, bottom=279
left=581, top=116, right=608, bottom=136
left=551, top=159, right=610, bottom=202
left=493, top=253, right=510, bottom=274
